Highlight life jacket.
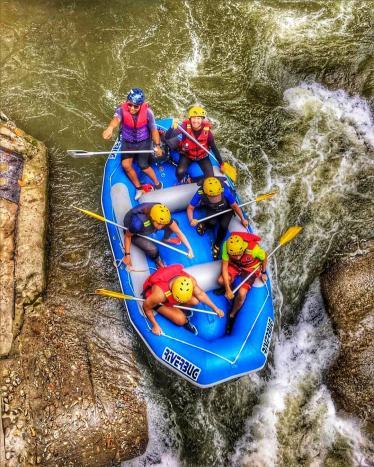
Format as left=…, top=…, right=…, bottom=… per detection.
left=197, top=179, right=231, bottom=212
left=229, top=232, right=263, bottom=271
left=143, top=264, right=191, bottom=307
left=120, top=102, right=150, bottom=142
left=179, top=119, right=211, bottom=160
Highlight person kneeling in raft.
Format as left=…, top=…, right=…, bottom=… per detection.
left=187, top=176, right=249, bottom=260
left=217, top=232, right=268, bottom=334
left=143, top=264, right=224, bottom=336
left=123, top=203, right=194, bottom=268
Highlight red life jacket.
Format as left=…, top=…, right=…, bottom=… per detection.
left=120, top=101, right=149, bottom=128
left=229, top=232, right=263, bottom=271
left=143, top=264, right=191, bottom=307
left=179, top=119, right=211, bottom=160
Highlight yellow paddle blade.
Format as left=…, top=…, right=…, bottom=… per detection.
left=255, top=191, right=277, bottom=202
left=279, top=226, right=303, bottom=246
left=73, top=206, right=105, bottom=223
left=221, top=162, right=237, bottom=183
left=95, top=288, right=135, bottom=300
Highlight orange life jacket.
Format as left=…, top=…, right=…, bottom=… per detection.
left=120, top=101, right=149, bottom=128
left=179, top=119, right=211, bottom=160
left=143, top=264, right=191, bottom=307
left=229, top=232, right=263, bottom=271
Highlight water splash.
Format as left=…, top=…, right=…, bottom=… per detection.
left=231, top=281, right=368, bottom=467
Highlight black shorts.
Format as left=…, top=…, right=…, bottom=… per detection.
left=121, top=139, right=153, bottom=170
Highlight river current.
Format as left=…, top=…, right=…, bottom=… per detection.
left=1, top=1, right=373, bottom=465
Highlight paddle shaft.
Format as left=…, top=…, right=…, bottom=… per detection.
left=101, top=216, right=189, bottom=257
left=109, top=292, right=216, bottom=315
left=196, top=198, right=257, bottom=223
left=177, top=124, right=219, bottom=164
left=69, top=149, right=154, bottom=158
left=232, top=241, right=288, bottom=293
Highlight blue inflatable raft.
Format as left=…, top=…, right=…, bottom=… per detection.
left=101, top=118, right=274, bottom=387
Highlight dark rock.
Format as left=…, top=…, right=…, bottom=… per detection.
left=321, top=241, right=374, bottom=429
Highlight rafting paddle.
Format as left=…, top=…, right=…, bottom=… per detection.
left=72, top=206, right=191, bottom=257
left=232, top=226, right=303, bottom=294
left=95, top=288, right=217, bottom=315
left=67, top=149, right=155, bottom=158
left=176, top=124, right=237, bottom=182
left=196, top=191, right=277, bottom=224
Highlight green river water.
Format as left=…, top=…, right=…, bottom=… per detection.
left=1, top=1, right=373, bottom=465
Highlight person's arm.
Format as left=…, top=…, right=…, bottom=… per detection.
left=123, top=231, right=133, bottom=265
left=208, top=133, right=223, bottom=165
left=230, top=202, right=249, bottom=227
left=187, top=204, right=197, bottom=226
left=260, top=252, right=268, bottom=281
left=143, top=286, right=165, bottom=335
left=221, top=259, right=231, bottom=290
left=169, top=221, right=194, bottom=258
left=103, top=115, right=120, bottom=139
left=147, top=109, right=162, bottom=156
left=221, top=241, right=234, bottom=298
left=192, top=279, right=224, bottom=317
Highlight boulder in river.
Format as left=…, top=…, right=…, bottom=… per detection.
left=321, top=240, right=373, bottom=431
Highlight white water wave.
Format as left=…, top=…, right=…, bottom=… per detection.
left=231, top=281, right=368, bottom=467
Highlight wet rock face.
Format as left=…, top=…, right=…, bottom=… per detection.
left=3, top=303, right=147, bottom=466
left=321, top=241, right=374, bottom=427
left=0, top=112, right=47, bottom=356
left=0, top=113, right=148, bottom=465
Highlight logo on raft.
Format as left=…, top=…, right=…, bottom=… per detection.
left=162, top=347, right=201, bottom=382
left=261, top=317, right=274, bottom=357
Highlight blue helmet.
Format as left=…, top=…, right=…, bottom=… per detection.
left=127, top=88, right=145, bottom=105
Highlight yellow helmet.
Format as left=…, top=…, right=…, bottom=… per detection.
left=188, top=105, right=207, bottom=118
left=227, top=235, right=247, bottom=256
left=172, top=276, right=193, bottom=303
left=203, top=177, right=223, bottom=196
left=149, top=204, right=171, bottom=225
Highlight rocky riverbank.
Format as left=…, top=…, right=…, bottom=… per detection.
left=321, top=240, right=373, bottom=433
left=0, top=114, right=148, bottom=465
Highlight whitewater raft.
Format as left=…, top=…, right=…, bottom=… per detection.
left=101, top=118, right=274, bottom=387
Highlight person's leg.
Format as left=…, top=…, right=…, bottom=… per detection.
left=122, top=157, right=142, bottom=189
left=212, top=212, right=234, bottom=259
left=216, top=212, right=233, bottom=245
left=215, top=272, right=234, bottom=295
left=157, top=305, right=187, bottom=326
left=143, top=166, right=161, bottom=186
left=197, top=157, right=214, bottom=178
left=132, top=236, right=163, bottom=266
left=229, top=287, right=248, bottom=318
left=176, top=155, right=192, bottom=182
left=135, top=141, right=162, bottom=187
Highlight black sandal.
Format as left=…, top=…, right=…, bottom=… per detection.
left=212, top=243, right=220, bottom=260
left=196, top=223, right=206, bottom=236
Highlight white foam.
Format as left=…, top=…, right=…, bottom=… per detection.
left=284, top=83, right=374, bottom=148
left=231, top=281, right=369, bottom=466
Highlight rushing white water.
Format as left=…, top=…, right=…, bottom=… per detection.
left=231, top=281, right=368, bottom=466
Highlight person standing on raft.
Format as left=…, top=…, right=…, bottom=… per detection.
left=102, top=87, right=163, bottom=200
left=217, top=232, right=268, bottom=334
left=165, top=105, right=224, bottom=183
left=123, top=203, right=194, bottom=268
left=143, top=264, right=224, bottom=336
left=187, top=176, right=249, bottom=260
